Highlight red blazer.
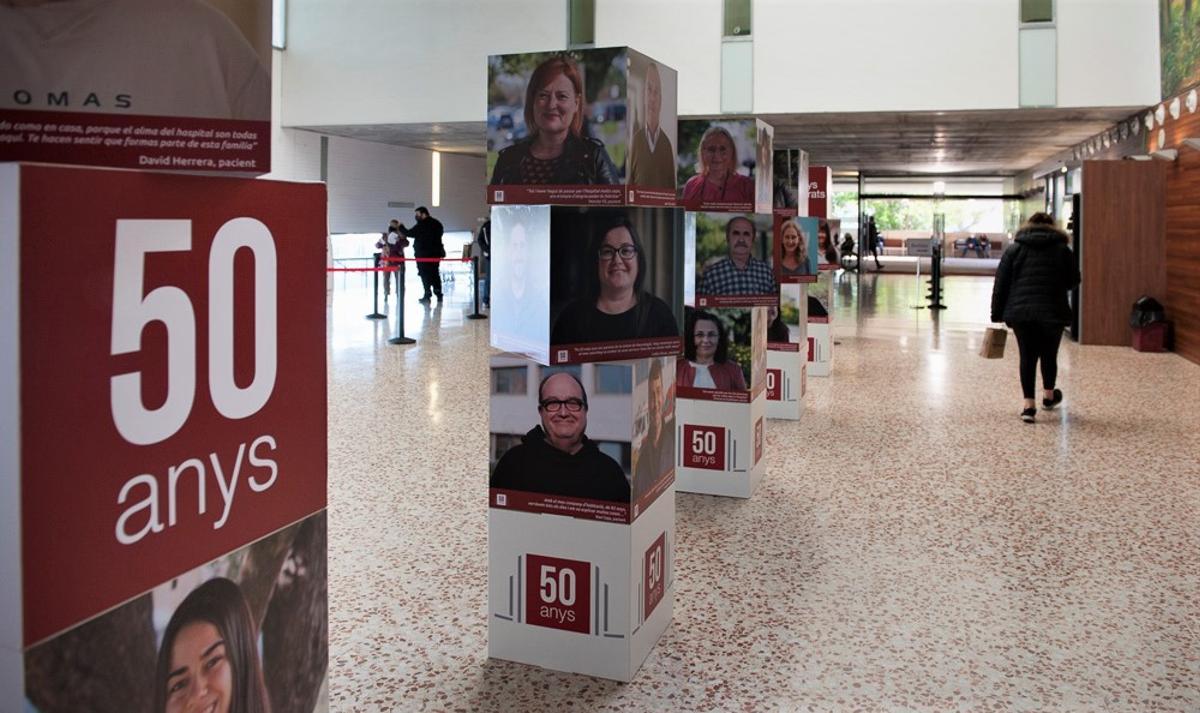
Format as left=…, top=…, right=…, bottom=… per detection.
left=676, top=359, right=747, bottom=391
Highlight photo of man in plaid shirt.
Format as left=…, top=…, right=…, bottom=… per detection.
left=700, top=215, right=776, bottom=295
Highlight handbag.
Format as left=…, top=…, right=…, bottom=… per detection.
left=980, top=327, right=1007, bottom=358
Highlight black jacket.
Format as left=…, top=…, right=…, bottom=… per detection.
left=402, top=217, right=445, bottom=258
left=990, top=225, right=1080, bottom=325
left=490, top=134, right=619, bottom=185
left=489, top=426, right=630, bottom=503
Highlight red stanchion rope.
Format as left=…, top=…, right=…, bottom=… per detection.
left=326, top=256, right=471, bottom=272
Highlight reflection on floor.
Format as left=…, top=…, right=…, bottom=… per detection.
left=327, top=272, right=1199, bottom=711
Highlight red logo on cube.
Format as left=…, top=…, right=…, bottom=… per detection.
left=682, top=424, right=725, bottom=471
left=807, top=336, right=816, bottom=362
left=644, top=532, right=666, bottom=619
left=766, top=368, right=782, bottom=400
left=525, top=554, right=591, bottom=634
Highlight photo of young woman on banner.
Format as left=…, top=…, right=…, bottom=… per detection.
left=549, top=207, right=683, bottom=363
left=693, top=212, right=777, bottom=307
left=23, top=512, right=327, bottom=713
left=487, top=49, right=626, bottom=204
left=774, top=215, right=819, bottom=284
left=676, top=307, right=765, bottom=402
left=816, top=218, right=840, bottom=269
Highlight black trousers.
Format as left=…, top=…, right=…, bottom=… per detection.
left=417, top=261, right=442, bottom=298
left=1011, top=322, right=1064, bottom=399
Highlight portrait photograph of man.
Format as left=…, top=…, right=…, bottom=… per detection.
left=490, top=360, right=631, bottom=504
left=694, top=213, right=776, bottom=301
left=626, top=54, right=678, bottom=192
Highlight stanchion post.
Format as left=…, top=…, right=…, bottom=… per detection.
left=366, top=252, right=387, bottom=320
left=388, top=259, right=416, bottom=345
left=467, top=255, right=488, bottom=320
left=928, top=243, right=947, bottom=310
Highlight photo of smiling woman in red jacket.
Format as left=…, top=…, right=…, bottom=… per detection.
left=676, top=309, right=748, bottom=392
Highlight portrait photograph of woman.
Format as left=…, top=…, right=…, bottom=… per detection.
left=774, top=215, right=819, bottom=284
left=487, top=50, right=626, bottom=191
left=22, top=513, right=328, bottom=713
left=675, top=307, right=754, bottom=395
left=677, top=120, right=759, bottom=210
left=549, top=207, right=683, bottom=361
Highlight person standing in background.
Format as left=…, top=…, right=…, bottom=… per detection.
left=400, top=207, right=445, bottom=303
left=990, top=212, right=1080, bottom=423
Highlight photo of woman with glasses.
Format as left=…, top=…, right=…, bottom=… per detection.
left=489, top=54, right=619, bottom=186
left=551, top=214, right=679, bottom=345
left=676, top=310, right=748, bottom=391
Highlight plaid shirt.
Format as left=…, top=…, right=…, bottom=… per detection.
left=700, top=257, right=777, bottom=295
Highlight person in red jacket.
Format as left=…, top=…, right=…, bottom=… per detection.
left=676, top=310, right=747, bottom=391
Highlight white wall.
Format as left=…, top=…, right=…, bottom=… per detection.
left=755, top=0, right=1019, bottom=112
left=324, top=137, right=486, bottom=235
left=1057, top=0, right=1160, bottom=108
left=281, top=0, right=1160, bottom=126
left=595, top=0, right=723, bottom=116
left=281, top=0, right=566, bottom=126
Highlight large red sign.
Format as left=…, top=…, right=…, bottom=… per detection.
left=17, top=164, right=327, bottom=645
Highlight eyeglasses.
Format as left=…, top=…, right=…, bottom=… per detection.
left=539, top=398, right=585, bottom=413
left=598, top=244, right=638, bottom=261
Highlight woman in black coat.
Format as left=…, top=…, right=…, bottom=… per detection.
left=990, top=212, right=1081, bottom=423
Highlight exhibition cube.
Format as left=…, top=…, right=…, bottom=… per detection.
left=677, top=118, right=774, bottom=214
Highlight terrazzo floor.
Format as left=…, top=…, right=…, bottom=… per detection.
left=325, top=269, right=1199, bottom=712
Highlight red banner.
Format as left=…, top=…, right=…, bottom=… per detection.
left=677, top=386, right=751, bottom=403
left=18, top=165, right=326, bottom=645
left=768, top=341, right=801, bottom=353
left=808, top=165, right=831, bottom=218
left=0, top=110, right=269, bottom=173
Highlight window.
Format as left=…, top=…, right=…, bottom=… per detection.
left=1020, top=0, right=1053, bottom=24
left=490, top=433, right=523, bottom=469
left=594, top=364, right=632, bottom=395
left=723, top=0, right=751, bottom=37
left=568, top=0, right=595, bottom=47
left=491, top=366, right=528, bottom=395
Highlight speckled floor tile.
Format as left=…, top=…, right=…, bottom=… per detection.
left=325, top=270, right=1199, bottom=712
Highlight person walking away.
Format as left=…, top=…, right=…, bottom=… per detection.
left=866, top=215, right=883, bottom=271
left=400, top=207, right=445, bottom=303
left=990, top=212, right=1080, bottom=423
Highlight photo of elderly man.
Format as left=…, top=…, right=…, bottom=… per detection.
left=700, top=215, right=776, bottom=296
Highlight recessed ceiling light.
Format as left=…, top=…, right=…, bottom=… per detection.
left=1187, top=89, right=1198, bottom=114
left=1170, top=97, right=1181, bottom=120
left=1145, top=112, right=1155, bottom=130
left=1155, top=104, right=1166, bottom=125
left=1158, top=129, right=1166, bottom=150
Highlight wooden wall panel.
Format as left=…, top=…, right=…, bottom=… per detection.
left=1080, top=161, right=1167, bottom=346
left=1165, top=146, right=1200, bottom=365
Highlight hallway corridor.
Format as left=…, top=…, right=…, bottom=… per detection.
left=325, top=273, right=1199, bottom=711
